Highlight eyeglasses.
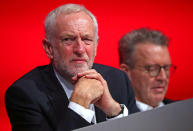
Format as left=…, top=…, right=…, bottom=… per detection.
left=135, top=64, right=177, bottom=77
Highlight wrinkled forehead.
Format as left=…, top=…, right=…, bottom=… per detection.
left=134, top=43, right=171, bottom=64
left=55, top=12, right=95, bottom=34
left=54, top=12, right=94, bottom=36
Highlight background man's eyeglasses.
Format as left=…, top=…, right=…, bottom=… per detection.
left=135, top=64, right=177, bottom=77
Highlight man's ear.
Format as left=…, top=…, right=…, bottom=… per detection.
left=42, top=38, right=53, bottom=59
left=120, top=64, right=129, bottom=72
left=120, top=64, right=132, bottom=78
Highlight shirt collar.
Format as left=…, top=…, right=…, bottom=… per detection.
left=54, top=69, right=74, bottom=99
left=136, top=100, right=164, bottom=112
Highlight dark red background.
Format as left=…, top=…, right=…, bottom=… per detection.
left=1, top=0, right=193, bottom=130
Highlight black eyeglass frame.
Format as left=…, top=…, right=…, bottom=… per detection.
left=135, top=64, right=177, bottom=77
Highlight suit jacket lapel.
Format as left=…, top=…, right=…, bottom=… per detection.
left=41, top=65, right=69, bottom=124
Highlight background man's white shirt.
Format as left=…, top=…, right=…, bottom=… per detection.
left=136, top=100, right=164, bottom=112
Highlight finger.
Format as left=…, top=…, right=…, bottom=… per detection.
left=72, top=75, right=78, bottom=81
left=71, top=77, right=104, bottom=108
left=72, top=69, right=97, bottom=81
left=84, top=73, right=100, bottom=79
left=84, top=73, right=107, bottom=88
left=76, top=69, right=97, bottom=77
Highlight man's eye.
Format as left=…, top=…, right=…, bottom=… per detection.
left=62, top=38, right=70, bottom=41
left=164, top=66, right=171, bottom=71
left=82, top=38, right=90, bottom=41
left=148, top=66, right=159, bottom=71
left=82, top=38, right=94, bottom=45
left=61, top=37, right=76, bottom=43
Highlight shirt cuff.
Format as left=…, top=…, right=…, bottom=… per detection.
left=68, top=101, right=95, bottom=123
left=106, top=104, right=128, bottom=121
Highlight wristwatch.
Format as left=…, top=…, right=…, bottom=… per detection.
left=107, top=104, right=124, bottom=118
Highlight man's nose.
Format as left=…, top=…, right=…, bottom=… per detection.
left=73, top=38, right=85, bottom=54
left=156, top=68, right=168, bottom=80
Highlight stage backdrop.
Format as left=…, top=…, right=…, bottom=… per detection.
left=1, top=0, right=193, bottom=130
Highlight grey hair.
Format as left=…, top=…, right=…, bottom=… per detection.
left=44, top=3, right=99, bottom=43
left=118, top=28, right=169, bottom=68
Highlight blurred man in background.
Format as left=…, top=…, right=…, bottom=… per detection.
left=119, top=28, right=176, bottom=112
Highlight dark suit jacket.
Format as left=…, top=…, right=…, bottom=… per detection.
left=163, top=98, right=174, bottom=104
left=5, top=63, right=139, bottom=131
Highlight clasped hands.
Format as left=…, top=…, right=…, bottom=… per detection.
left=70, top=69, right=121, bottom=117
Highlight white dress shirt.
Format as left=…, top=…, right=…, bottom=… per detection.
left=136, top=100, right=164, bottom=112
left=54, top=69, right=128, bottom=124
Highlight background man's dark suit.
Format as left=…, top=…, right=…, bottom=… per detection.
left=163, top=99, right=174, bottom=104
left=5, top=63, right=139, bottom=131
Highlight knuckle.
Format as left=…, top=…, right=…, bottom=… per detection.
left=104, top=80, right=107, bottom=84
left=86, top=93, right=93, bottom=100
left=91, top=69, right=97, bottom=72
